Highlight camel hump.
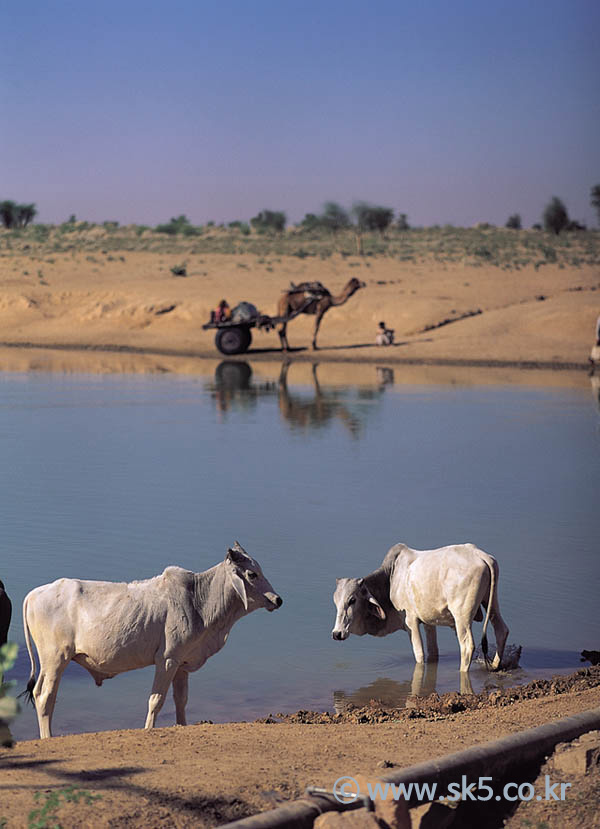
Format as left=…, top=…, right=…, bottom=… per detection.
left=286, top=281, right=330, bottom=297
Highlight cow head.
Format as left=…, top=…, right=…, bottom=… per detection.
left=332, top=577, right=386, bottom=640
left=225, top=542, right=282, bottom=613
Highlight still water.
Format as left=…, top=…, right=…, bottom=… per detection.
left=2, top=360, right=599, bottom=739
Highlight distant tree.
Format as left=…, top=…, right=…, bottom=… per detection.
left=299, top=213, right=321, bottom=232
left=542, top=197, right=569, bottom=235
left=396, top=212, right=410, bottom=230
left=0, top=200, right=37, bottom=229
left=250, top=210, right=286, bottom=233
left=353, top=202, right=394, bottom=234
left=532, top=223, right=542, bottom=231
left=591, top=184, right=600, bottom=225
left=0, top=201, right=17, bottom=228
left=16, top=203, right=37, bottom=227
left=566, top=219, right=586, bottom=231
left=155, top=215, right=201, bottom=235
left=505, top=213, right=522, bottom=230
left=319, top=202, right=351, bottom=234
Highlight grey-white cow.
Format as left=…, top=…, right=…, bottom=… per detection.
left=332, top=542, right=509, bottom=673
left=23, top=542, right=282, bottom=738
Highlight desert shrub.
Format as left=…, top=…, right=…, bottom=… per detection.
left=170, top=263, right=187, bottom=276
left=506, top=213, right=522, bottom=229
left=156, top=215, right=199, bottom=235
left=228, top=221, right=250, bottom=235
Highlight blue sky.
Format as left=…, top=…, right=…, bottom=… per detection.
left=1, top=0, right=599, bottom=227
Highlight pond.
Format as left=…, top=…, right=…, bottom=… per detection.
left=2, top=358, right=599, bottom=740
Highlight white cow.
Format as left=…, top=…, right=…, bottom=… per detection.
left=22, top=542, right=282, bottom=738
left=332, top=542, right=509, bottom=673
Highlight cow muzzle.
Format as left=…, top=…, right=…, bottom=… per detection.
left=265, top=592, right=283, bottom=611
left=332, top=630, right=349, bottom=641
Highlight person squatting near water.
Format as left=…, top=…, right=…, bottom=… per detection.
left=376, top=321, right=394, bottom=346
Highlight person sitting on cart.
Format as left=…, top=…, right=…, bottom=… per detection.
left=214, top=299, right=231, bottom=323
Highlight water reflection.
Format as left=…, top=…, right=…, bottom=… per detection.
left=333, top=663, right=441, bottom=713
left=207, top=360, right=392, bottom=436
left=210, top=360, right=277, bottom=416
left=591, top=374, right=600, bottom=413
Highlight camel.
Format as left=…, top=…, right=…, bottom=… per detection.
left=277, top=277, right=366, bottom=351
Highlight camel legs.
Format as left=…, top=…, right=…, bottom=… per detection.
left=312, top=309, right=328, bottom=350
left=278, top=322, right=290, bottom=351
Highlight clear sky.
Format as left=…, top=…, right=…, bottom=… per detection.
left=1, top=0, right=599, bottom=228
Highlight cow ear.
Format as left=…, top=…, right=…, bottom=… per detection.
left=368, top=596, right=386, bottom=620
left=227, top=567, right=248, bottom=610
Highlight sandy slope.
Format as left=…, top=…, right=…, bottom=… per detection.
left=1, top=252, right=598, bottom=366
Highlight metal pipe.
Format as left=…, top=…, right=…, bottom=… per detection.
left=380, top=706, right=600, bottom=806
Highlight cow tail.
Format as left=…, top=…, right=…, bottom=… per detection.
left=19, top=596, right=37, bottom=705
left=481, top=557, right=496, bottom=671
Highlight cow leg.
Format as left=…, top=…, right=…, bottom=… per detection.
left=459, top=671, right=474, bottom=695
left=405, top=615, right=425, bottom=664
left=455, top=619, right=475, bottom=673
left=34, top=656, right=69, bottom=739
left=145, top=658, right=179, bottom=729
left=480, top=595, right=510, bottom=670
left=490, top=612, right=509, bottom=671
left=172, top=668, right=189, bottom=726
left=424, top=624, right=439, bottom=663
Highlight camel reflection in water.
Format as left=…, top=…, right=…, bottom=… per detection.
left=208, top=360, right=393, bottom=435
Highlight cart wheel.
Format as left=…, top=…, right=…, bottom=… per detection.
left=215, top=326, right=252, bottom=355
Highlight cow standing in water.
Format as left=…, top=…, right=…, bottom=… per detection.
left=23, top=543, right=282, bottom=738
left=332, top=542, right=509, bottom=673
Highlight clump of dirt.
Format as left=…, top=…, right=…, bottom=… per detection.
left=256, top=667, right=600, bottom=725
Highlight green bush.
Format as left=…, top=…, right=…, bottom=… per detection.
left=0, top=642, right=20, bottom=748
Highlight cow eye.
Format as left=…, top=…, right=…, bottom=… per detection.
left=348, top=597, right=356, bottom=606
left=247, top=571, right=258, bottom=581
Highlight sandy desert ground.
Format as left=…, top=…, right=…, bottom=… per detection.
left=0, top=246, right=598, bottom=370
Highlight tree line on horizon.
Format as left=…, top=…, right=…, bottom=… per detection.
left=2, top=189, right=600, bottom=235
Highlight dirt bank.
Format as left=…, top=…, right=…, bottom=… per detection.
left=1, top=249, right=598, bottom=369
left=1, top=668, right=599, bottom=827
